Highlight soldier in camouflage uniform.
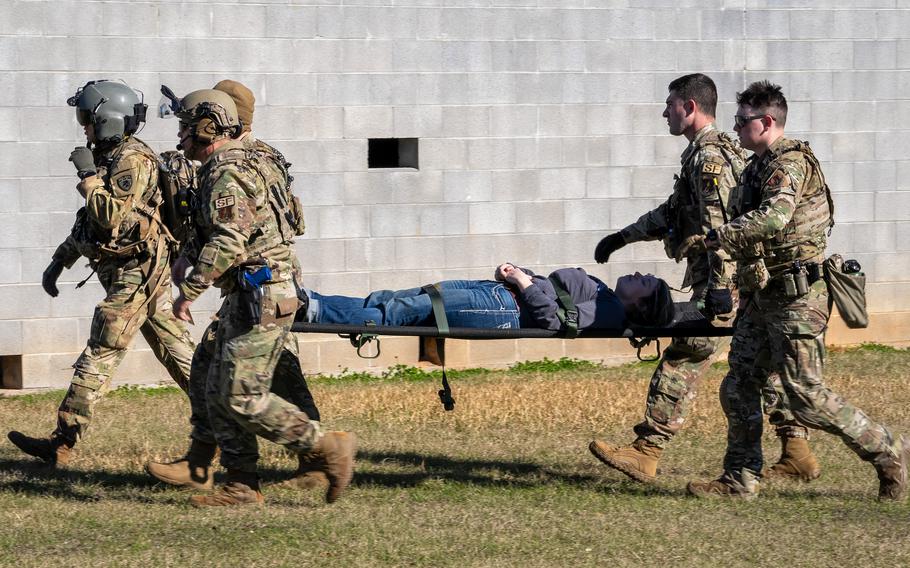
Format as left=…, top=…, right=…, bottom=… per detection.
left=682, top=81, right=908, bottom=500
left=146, top=80, right=325, bottom=492
left=7, top=80, right=195, bottom=466
left=589, top=74, right=819, bottom=483
left=169, top=89, right=355, bottom=507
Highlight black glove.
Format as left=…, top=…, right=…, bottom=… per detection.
left=702, top=289, right=733, bottom=317
left=42, top=259, right=65, bottom=298
left=69, top=147, right=96, bottom=179
left=594, top=232, right=626, bottom=264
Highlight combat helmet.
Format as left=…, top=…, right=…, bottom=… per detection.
left=162, top=87, right=241, bottom=145
left=68, top=80, right=147, bottom=145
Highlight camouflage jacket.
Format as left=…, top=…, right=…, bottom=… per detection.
left=621, top=124, right=745, bottom=290
left=179, top=139, right=298, bottom=302
left=53, top=136, right=162, bottom=269
left=717, top=136, right=832, bottom=276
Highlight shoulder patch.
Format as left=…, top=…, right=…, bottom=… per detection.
left=702, top=162, right=722, bottom=176
left=116, top=174, right=133, bottom=192
left=766, top=168, right=791, bottom=189
left=215, top=194, right=236, bottom=210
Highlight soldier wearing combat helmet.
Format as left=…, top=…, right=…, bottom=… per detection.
left=147, top=81, right=324, bottom=493
left=7, top=80, right=195, bottom=466
left=682, top=80, right=908, bottom=500
left=169, top=88, right=355, bottom=507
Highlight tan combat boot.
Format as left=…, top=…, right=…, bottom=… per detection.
left=764, top=436, right=822, bottom=482
left=146, top=439, right=218, bottom=491
left=686, top=470, right=759, bottom=500
left=190, top=470, right=264, bottom=508
left=281, top=453, right=330, bottom=490
left=7, top=431, right=74, bottom=467
left=304, top=431, right=356, bottom=503
left=588, top=438, right=662, bottom=483
left=875, top=436, right=909, bottom=502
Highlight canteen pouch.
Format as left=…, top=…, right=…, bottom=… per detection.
left=823, top=254, right=868, bottom=329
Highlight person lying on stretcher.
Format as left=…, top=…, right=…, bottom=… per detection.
left=300, top=264, right=676, bottom=332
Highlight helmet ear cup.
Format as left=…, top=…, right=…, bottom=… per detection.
left=193, top=117, right=218, bottom=145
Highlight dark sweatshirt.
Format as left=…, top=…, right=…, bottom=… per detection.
left=513, top=266, right=626, bottom=331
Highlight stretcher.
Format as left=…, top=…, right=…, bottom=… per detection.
left=292, top=297, right=733, bottom=412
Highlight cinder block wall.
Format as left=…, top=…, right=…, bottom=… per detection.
left=1, top=1, right=908, bottom=388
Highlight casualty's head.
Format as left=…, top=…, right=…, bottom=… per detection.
left=168, top=88, right=241, bottom=160
left=614, top=273, right=675, bottom=327
left=213, top=79, right=254, bottom=134
left=68, top=80, right=147, bottom=147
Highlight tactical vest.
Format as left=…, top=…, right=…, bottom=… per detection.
left=251, top=139, right=306, bottom=241
left=664, top=129, right=746, bottom=256
left=742, top=140, right=834, bottom=274
left=76, top=137, right=165, bottom=261
left=195, top=143, right=297, bottom=261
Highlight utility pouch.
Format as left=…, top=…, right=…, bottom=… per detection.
left=823, top=254, right=868, bottom=329
left=794, top=265, right=809, bottom=296
left=781, top=273, right=798, bottom=298
left=736, top=258, right=770, bottom=293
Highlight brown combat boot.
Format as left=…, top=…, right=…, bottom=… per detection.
left=304, top=431, right=356, bottom=503
left=686, top=470, right=760, bottom=500
left=7, top=431, right=74, bottom=467
left=146, top=439, right=219, bottom=491
left=281, top=453, right=330, bottom=490
left=189, top=470, right=264, bottom=508
left=875, top=436, right=909, bottom=502
left=764, top=436, right=822, bottom=482
left=588, top=438, right=662, bottom=483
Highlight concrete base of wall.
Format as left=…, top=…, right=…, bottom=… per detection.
left=7, top=311, right=909, bottom=391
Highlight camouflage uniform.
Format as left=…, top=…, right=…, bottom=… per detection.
left=51, top=136, right=195, bottom=445
left=619, top=124, right=799, bottom=447
left=181, top=139, right=318, bottom=474
left=716, top=136, right=901, bottom=476
left=184, top=134, right=319, bottom=447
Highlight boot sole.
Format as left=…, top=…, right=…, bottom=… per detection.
left=588, top=441, right=655, bottom=484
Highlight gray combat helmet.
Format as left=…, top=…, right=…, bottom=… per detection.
left=68, top=80, right=147, bottom=145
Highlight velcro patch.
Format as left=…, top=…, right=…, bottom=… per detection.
left=199, top=247, right=217, bottom=265
left=767, top=169, right=791, bottom=188
left=215, top=195, right=236, bottom=209
left=116, top=174, right=133, bottom=192
left=702, top=162, right=722, bottom=176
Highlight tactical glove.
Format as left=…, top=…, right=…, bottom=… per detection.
left=674, top=234, right=707, bottom=262
left=68, top=147, right=96, bottom=179
left=594, top=232, right=626, bottom=264
left=42, top=259, right=65, bottom=298
left=702, top=289, right=734, bottom=318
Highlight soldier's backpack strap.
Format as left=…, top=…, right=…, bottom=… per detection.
left=547, top=276, right=579, bottom=339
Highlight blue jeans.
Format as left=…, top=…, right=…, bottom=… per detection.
left=311, top=280, right=520, bottom=328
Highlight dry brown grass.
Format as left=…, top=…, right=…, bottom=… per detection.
left=1, top=347, right=909, bottom=567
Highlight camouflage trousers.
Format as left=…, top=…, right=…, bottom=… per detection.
left=721, top=279, right=898, bottom=475
left=57, top=255, right=195, bottom=445
left=188, top=319, right=320, bottom=445
left=207, top=280, right=321, bottom=473
left=634, top=290, right=803, bottom=449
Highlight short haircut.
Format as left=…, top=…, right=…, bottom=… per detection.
left=625, top=279, right=676, bottom=327
left=668, top=73, right=717, bottom=118
left=736, top=80, right=788, bottom=126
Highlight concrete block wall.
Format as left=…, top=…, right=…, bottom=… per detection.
left=1, top=1, right=909, bottom=388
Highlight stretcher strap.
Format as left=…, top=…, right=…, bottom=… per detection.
left=421, top=284, right=455, bottom=411
left=548, top=276, right=578, bottom=339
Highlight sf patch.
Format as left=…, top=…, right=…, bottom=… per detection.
left=702, top=162, right=722, bottom=176
left=215, top=193, right=236, bottom=222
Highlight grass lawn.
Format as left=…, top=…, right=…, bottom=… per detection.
left=1, top=346, right=909, bottom=567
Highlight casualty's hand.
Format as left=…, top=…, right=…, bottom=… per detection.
left=68, top=146, right=96, bottom=179
left=594, top=232, right=626, bottom=264
left=173, top=293, right=194, bottom=324
left=171, top=255, right=192, bottom=286
left=675, top=235, right=707, bottom=262
left=42, top=259, right=65, bottom=297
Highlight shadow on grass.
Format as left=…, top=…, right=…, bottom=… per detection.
left=0, top=458, right=162, bottom=501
